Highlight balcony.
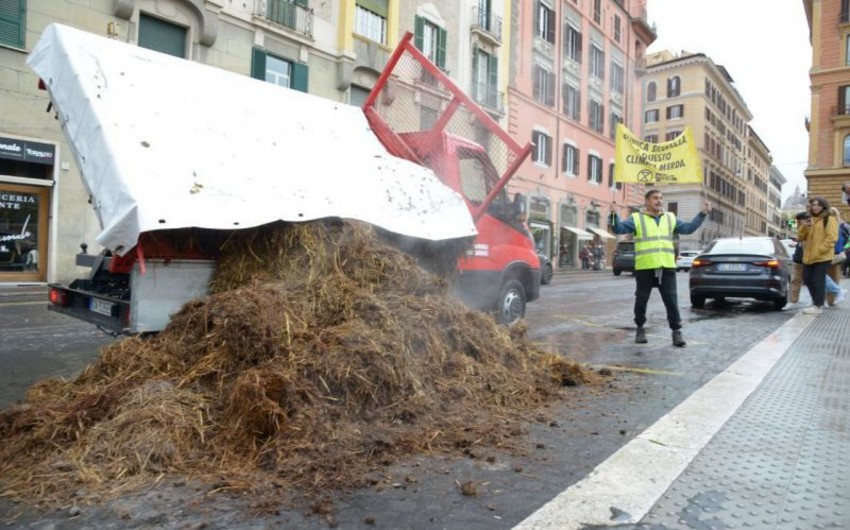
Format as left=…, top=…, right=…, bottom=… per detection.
left=256, top=0, right=313, bottom=38
left=471, top=5, right=502, bottom=46
left=472, top=82, right=504, bottom=114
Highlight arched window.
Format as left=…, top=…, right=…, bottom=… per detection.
left=647, top=81, right=656, bottom=102
left=843, top=135, right=850, bottom=165
left=667, top=76, right=681, bottom=97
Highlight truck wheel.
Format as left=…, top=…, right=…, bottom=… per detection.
left=541, top=263, right=553, bottom=285
left=613, top=268, right=622, bottom=276
left=496, top=279, right=526, bottom=326
left=690, top=294, right=706, bottom=309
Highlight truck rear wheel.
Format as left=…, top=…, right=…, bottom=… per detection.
left=496, top=279, right=526, bottom=326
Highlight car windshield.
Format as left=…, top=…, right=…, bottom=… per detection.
left=706, top=239, right=775, bottom=256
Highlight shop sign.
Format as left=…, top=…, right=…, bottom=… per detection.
left=0, top=137, right=56, bottom=165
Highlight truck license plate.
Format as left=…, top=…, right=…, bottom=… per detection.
left=89, top=298, right=114, bottom=316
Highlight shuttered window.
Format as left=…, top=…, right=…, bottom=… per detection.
left=414, top=16, right=446, bottom=69
left=0, top=0, right=25, bottom=49
left=250, top=47, right=308, bottom=93
left=138, top=13, right=187, bottom=58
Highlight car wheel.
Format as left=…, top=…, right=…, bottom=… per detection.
left=613, top=268, right=622, bottom=276
left=541, top=263, right=553, bottom=285
left=773, top=293, right=787, bottom=311
left=496, top=279, right=526, bottom=326
left=690, top=294, right=706, bottom=309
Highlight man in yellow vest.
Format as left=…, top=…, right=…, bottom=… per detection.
left=609, top=189, right=711, bottom=347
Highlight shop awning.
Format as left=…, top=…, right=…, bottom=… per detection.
left=587, top=227, right=616, bottom=239
left=562, top=226, right=593, bottom=239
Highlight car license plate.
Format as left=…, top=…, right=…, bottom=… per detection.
left=718, top=263, right=747, bottom=272
left=89, top=298, right=114, bottom=316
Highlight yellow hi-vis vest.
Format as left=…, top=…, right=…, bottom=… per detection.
left=631, top=211, right=677, bottom=270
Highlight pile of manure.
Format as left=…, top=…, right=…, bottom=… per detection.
left=0, top=220, right=593, bottom=505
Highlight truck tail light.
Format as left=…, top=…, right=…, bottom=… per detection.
left=49, top=288, right=69, bottom=306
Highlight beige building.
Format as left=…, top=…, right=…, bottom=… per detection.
left=642, top=50, right=779, bottom=251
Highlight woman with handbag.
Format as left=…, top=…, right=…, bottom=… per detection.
left=798, top=197, right=838, bottom=315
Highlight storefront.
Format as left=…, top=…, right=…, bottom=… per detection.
left=558, top=201, right=592, bottom=268
left=529, top=197, right=552, bottom=259
left=0, top=136, right=55, bottom=283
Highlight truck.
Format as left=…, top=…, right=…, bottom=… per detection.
left=30, top=24, right=540, bottom=333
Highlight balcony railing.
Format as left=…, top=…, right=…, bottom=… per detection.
left=833, top=105, right=850, bottom=117
left=472, top=82, right=504, bottom=114
left=257, top=0, right=313, bottom=37
left=471, top=5, right=502, bottom=44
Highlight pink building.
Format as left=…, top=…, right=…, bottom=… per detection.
left=507, top=0, right=655, bottom=269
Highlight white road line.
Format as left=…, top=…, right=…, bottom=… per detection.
left=512, top=312, right=813, bottom=530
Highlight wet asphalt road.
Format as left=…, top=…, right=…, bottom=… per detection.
left=0, top=273, right=795, bottom=529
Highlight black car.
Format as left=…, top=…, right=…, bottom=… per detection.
left=611, top=241, right=635, bottom=276
left=688, top=236, right=792, bottom=311
left=538, top=252, right=553, bottom=285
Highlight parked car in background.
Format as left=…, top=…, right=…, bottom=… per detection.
left=611, top=241, right=635, bottom=276
left=779, top=239, right=796, bottom=259
left=675, top=250, right=701, bottom=272
left=688, top=236, right=792, bottom=311
left=538, top=252, right=553, bottom=285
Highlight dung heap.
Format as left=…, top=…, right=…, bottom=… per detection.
left=0, top=220, right=592, bottom=504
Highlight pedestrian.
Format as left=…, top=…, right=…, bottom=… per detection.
left=593, top=243, right=605, bottom=271
left=798, top=197, right=838, bottom=315
left=825, top=207, right=848, bottom=306
left=609, top=189, right=710, bottom=347
left=786, top=234, right=804, bottom=310
left=580, top=243, right=591, bottom=270
left=842, top=181, right=850, bottom=208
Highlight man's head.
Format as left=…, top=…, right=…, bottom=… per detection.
left=644, top=189, right=663, bottom=214
left=843, top=182, right=850, bottom=195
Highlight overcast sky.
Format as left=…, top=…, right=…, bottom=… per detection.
left=645, top=0, right=811, bottom=201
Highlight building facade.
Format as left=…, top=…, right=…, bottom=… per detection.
left=803, top=0, right=850, bottom=218
left=642, top=50, right=780, bottom=251
left=506, top=0, right=655, bottom=269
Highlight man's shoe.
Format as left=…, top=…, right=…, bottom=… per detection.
left=672, top=330, right=686, bottom=347
left=802, top=306, right=823, bottom=315
left=635, top=327, right=647, bottom=344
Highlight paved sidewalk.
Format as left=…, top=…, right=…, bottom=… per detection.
left=514, top=304, right=850, bottom=530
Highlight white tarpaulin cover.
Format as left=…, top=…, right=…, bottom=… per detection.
left=27, top=24, right=477, bottom=256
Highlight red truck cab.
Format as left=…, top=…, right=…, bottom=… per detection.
left=363, top=33, right=541, bottom=323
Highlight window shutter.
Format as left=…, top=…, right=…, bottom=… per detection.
left=488, top=53, right=498, bottom=90
left=357, top=0, right=388, bottom=17
left=587, top=154, right=592, bottom=180
left=414, top=16, right=424, bottom=51
left=437, top=27, right=447, bottom=69
left=547, top=7, right=555, bottom=43
left=138, top=14, right=187, bottom=58
left=574, top=149, right=581, bottom=175
left=546, top=72, right=555, bottom=106
left=251, top=47, right=267, bottom=80
left=292, top=62, right=309, bottom=92
left=295, top=0, right=308, bottom=6
left=0, top=0, right=25, bottom=48
left=545, top=135, right=552, bottom=165
left=562, top=145, right=568, bottom=173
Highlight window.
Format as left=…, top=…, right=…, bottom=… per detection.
left=532, top=130, right=552, bottom=166
left=564, top=22, right=582, bottom=62
left=846, top=35, right=850, bottom=66
left=613, top=15, right=621, bottom=42
left=562, top=83, right=581, bottom=120
left=665, top=130, right=681, bottom=141
left=562, top=144, right=579, bottom=175
left=666, top=104, right=684, bottom=119
left=536, top=1, right=555, bottom=43
left=608, top=162, right=615, bottom=188
left=667, top=76, right=681, bottom=97
left=355, top=0, right=388, bottom=44
left=644, top=134, right=658, bottom=143
left=844, top=135, right=850, bottom=165
left=843, top=0, right=850, bottom=23
left=414, top=16, right=446, bottom=69
left=350, top=85, right=371, bottom=107
left=589, top=99, right=604, bottom=133
left=590, top=45, right=605, bottom=80
left=840, top=85, right=850, bottom=115
left=421, top=106, right=438, bottom=130
left=265, top=0, right=309, bottom=31
left=644, top=109, right=659, bottom=123
left=592, top=0, right=601, bottom=24
left=610, top=61, right=624, bottom=94
left=647, top=81, right=657, bottom=102
left=0, top=0, right=25, bottom=48
left=251, top=48, right=309, bottom=92
left=533, top=65, right=555, bottom=107
left=139, top=14, right=187, bottom=58
left=609, top=110, right=621, bottom=140
left=473, top=48, right=499, bottom=110
left=587, top=154, right=602, bottom=183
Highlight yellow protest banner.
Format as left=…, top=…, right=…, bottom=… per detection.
left=614, top=123, right=703, bottom=184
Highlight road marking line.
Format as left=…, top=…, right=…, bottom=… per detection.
left=513, top=312, right=812, bottom=530
left=0, top=301, right=46, bottom=307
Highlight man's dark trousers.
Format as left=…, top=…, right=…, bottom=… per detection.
left=633, top=267, right=681, bottom=330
